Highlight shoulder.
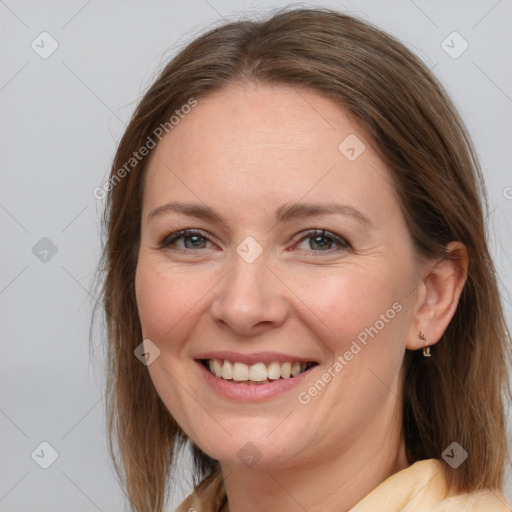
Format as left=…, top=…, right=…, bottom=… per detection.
left=351, top=459, right=511, bottom=511
left=428, top=489, right=512, bottom=511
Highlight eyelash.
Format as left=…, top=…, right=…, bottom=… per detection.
left=159, top=228, right=351, bottom=254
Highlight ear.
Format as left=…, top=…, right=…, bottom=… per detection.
left=406, top=241, right=468, bottom=351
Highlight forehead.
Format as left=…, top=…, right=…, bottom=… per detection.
left=142, top=83, right=399, bottom=225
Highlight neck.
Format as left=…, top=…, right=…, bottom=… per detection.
left=219, top=412, right=409, bottom=512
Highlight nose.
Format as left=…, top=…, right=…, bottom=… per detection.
left=209, top=253, right=288, bottom=337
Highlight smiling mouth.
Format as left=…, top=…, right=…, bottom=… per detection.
left=200, top=359, right=318, bottom=384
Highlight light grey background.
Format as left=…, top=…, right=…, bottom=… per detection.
left=1, top=1, right=511, bottom=511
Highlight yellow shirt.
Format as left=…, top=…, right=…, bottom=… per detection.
left=175, top=459, right=511, bottom=511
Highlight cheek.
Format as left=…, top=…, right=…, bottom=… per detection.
left=290, top=264, right=404, bottom=346
left=289, top=263, right=412, bottom=406
left=294, top=269, right=410, bottom=409
left=134, top=258, right=209, bottom=347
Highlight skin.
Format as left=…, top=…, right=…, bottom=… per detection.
left=135, top=83, right=468, bottom=512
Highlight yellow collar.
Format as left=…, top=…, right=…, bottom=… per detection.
left=176, top=459, right=511, bottom=512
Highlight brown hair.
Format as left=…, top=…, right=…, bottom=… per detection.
left=97, top=7, right=511, bottom=511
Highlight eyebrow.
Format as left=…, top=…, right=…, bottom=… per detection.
left=148, top=201, right=374, bottom=229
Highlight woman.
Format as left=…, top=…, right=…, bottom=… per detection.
left=99, top=8, right=511, bottom=512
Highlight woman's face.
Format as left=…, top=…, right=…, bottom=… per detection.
left=135, top=84, right=425, bottom=471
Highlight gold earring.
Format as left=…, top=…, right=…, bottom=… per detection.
left=418, top=331, right=431, bottom=357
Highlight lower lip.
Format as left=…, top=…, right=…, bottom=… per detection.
left=196, top=361, right=317, bottom=402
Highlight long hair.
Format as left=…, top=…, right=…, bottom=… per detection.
left=97, top=8, right=511, bottom=511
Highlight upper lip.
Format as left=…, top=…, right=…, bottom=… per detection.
left=194, top=351, right=318, bottom=365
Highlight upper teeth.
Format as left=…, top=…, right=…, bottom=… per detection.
left=207, top=359, right=312, bottom=381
